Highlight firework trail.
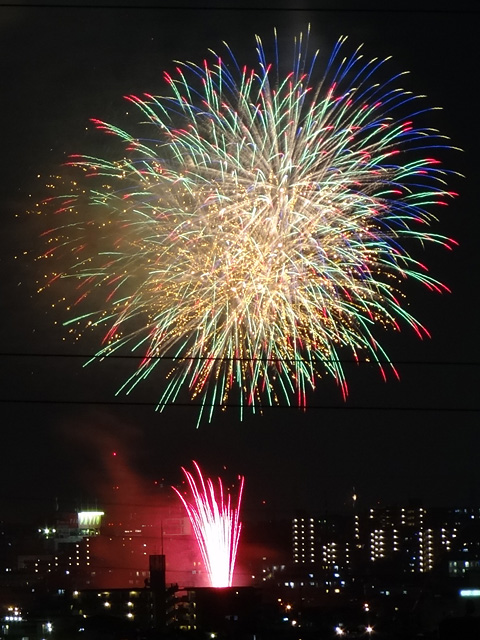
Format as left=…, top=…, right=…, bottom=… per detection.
left=38, top=29, right=458, bottom=422
left=173, top=462, right=244, bottom=588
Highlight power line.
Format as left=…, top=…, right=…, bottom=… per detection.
left=0, top=398, right=478, bottom=412
left=0, top=4, right=475, bottom=14
left=0, top=352, right=478, bottom=366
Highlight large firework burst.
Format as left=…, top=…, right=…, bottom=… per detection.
left=38, top=30, right=458, bottom=422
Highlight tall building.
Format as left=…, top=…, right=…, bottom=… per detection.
left=292, top=515, right=316, bottom=565
left=291, top=512, right=352, bottom=594
left=364, top=504, right=480, bottom=574
left=367, top=503, right=432, bottom=572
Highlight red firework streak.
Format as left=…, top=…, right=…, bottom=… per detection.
left=173, top=461, right=244, bottom=588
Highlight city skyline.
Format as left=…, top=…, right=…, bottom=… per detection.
left=5, top=490, right=480, bottom=591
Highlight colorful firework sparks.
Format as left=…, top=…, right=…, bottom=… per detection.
left=37, top=29, right=458, bottom=422
left=172, top=462, right=244, bottom=588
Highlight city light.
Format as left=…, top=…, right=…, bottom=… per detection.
left=78, top=511, right=105, bottom=528
left=460, top=589, right=480, bottom=597
left=44, top=621, right=53, bottom=634
left=4, top=606, right=22, bottom=622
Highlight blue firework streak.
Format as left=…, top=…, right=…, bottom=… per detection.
left=38, top=29, right=459, bottom=424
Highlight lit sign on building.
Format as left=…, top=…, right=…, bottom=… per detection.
left=459, top=589, right=480, bottom=597
left=78, top=511, right=104, bottom=528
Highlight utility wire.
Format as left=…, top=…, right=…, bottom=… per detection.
left=0, top=352, right=478, bottom=366
left=0, top=4, right=475, bottom=14
left=0, top=398, right=478, bottom=411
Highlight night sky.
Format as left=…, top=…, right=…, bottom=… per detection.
left=1, top=1, right=478, bottom=525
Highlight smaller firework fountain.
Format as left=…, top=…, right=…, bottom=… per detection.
left=173, top=461, right=244, bottom=588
